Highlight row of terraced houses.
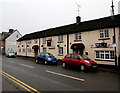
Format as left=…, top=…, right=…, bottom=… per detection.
left=17, top=14, right=120, bottom=67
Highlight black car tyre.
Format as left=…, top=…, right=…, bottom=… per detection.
left=44, top=61, right=48, bottom=65
left=62, top=62, right=67, bottom=68
left=80, top=64, right=86, bottom=71
left=35, top=59, right=39, bottom=64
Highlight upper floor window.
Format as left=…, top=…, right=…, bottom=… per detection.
left=34, top=39, right=38, bottom=44
left=75, top=33, right=81, bottom=41
left=16, top=35, right=19, bottom=38
left=99, top=29, right=109, bottom=39
left=58, top=35, right=63, bottom=43
left=42, top=38, right=46, bottom=44
left=47, top=40, right=51, bottom=47
left=27, top=40, right=31, bottom=44
left=18, top=42, right=21, bottom=45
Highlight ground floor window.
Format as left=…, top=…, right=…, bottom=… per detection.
left=27, top=48, right=32, bottom=53
left=58, top=47, right=63, bottom=56
left=18, top=48, right=21, bottom=52
left=95, top=50, right=115, bottom=61
left=43, top=47, right=46, bottom=52
left=22, top=48, right=26, bottom=53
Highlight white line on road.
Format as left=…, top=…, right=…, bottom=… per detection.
left=10, top=61, right=15, bottom=63
left=19, top=63, right=35, bottom=68
left=46, top=70, right=85, bottom=82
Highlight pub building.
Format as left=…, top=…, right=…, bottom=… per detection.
left=17, top=14, right=120, bottom=67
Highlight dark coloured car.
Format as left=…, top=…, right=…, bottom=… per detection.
left=6, top=52, right=16, bottom=58
left=62, top=53, right=97, bottom=71
left=35, top=52, right=58, bottom=65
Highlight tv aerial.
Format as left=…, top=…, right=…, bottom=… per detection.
left=75, top=3, right=81, bottom=16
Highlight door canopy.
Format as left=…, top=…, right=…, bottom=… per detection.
left=71, top=43, right=85, bottom=51
left=32, top=45, right=39, bottom=50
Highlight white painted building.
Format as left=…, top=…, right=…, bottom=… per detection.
left=5, top=30, right=22, bottom=54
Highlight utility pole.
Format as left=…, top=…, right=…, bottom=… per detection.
left=111, top=0, right=117, bottom=68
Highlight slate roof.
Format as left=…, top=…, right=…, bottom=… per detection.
left=1, top=32, right=13, bottom=41
left=17, top=14, right=120, bottom=41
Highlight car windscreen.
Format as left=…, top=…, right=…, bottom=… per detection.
left=9, top=53, right=15, bottom=55
left=45, top=53, right=54, bottom=57
left=80, top=55, right=90, bottom=60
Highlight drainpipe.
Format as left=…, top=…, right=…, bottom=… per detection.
left=111, top=0, right=117, bottom=68
left=26, top=41, right=27, bottom=57
left=67, top=34, right=69, bottom=54
left=39, top=38, right=40, bottom=53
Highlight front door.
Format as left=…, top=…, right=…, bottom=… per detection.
left=73, top=49, right=83, bottom=55
left=34, top=49, right=38, bottom=57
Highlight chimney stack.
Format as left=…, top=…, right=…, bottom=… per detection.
left=9, top=29, right=14, bottom=33
left=76, top=16, right=81, bottom=24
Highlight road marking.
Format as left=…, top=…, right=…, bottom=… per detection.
left=19, top=63, right=35, bottom=68
left=10, top=61, right=15, bottom=63
left=0, top=70, right=40, bottom=93
left=46, top=70, right=85, bottom=82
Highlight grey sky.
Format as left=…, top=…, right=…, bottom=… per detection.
left=0, top=0, right=120, bottom=35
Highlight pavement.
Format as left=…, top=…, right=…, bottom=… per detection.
left=97, top=64, right=120, bottom=73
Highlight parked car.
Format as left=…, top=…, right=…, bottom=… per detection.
left=35, top=52, right=58, bottom=65
left=62, top=53, right=97, bottom=71
left=6, top=52, right=16, bottom=58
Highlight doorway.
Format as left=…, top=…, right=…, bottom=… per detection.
left=71, top=43, right=85, bottom=55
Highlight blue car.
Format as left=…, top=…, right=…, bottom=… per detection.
left=35, top=52, right=58, bottom=65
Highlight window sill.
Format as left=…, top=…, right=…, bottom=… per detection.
left=98, top=38, right=110, bottom=40
left=58, top=41, right=64, bottom=43
left=95, top=59, right=115, bottom=62
left=58, top=54, right=63, bottom=56
left=74, top=40, right=82, bottom=42
left=48, top=47, right=55, bottom=49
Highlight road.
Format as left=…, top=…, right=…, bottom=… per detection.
left=1, top=56, right=120, bottom=92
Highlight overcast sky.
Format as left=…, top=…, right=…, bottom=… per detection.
left=0, top=0, right=120, bottom=35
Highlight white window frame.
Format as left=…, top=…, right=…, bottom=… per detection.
left=58, top=47, right=63, bottom=56
left=18, top=48, right=21, bottom=52
left=27, top=40, right=31, bottom=44
left=42, top=38, right=46, bottom=44
left=27, top=48, right=32, bottom=53
left=43, top=47, right=46, bottom=52
left=58, top=35, right=63, bottom=43
left=99, top=29, right=109, bottom=39
left=95, top=50, right=115, bottom=61
left=22, top=48, right=26, bottom=53
left=34, top=39, right=38, bottom=44
left=75, top=33, right=81, bottom=41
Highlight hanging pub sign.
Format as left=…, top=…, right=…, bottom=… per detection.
left=91, top=43, right=113, bottom=48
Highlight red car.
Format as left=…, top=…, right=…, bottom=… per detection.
left=62, top=53, right=97, bottom=71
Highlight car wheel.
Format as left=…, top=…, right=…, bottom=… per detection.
left=44, top=61, right=48, bottom=65
left=35, top=59, right=39, bottom=64
left=62, top=62, right=66, bottom=68
left=80, top=64, right=86, bottom=71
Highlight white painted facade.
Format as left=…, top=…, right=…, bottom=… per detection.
left=6, top=31, right=22, bottom=53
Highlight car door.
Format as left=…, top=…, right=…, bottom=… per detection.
left=63, top=54, right=71, bottom=65
left=38, top=53, right=44, bottom=62
left=71, top=54, right=80, bottom=66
